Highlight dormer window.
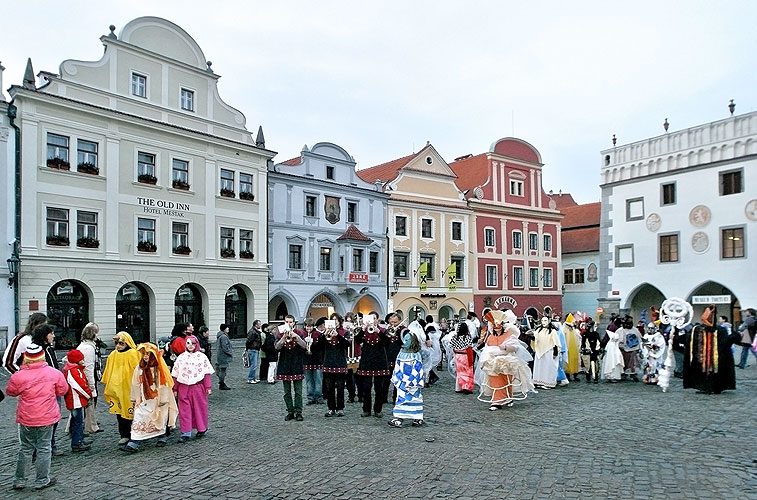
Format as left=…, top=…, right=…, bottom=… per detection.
left=131, top=73, right=147, bottom=98
left=326, top=165, right=335, bottom=180
left=180, top=88, right=194, bottom=111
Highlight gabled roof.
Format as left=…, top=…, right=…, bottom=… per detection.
left=561, top=202, right=600, bottom=229
left=551, top=193, right=578, bottom=209
left=356, top=152, right=419, bottom=184
left=279, top=156, right=302, bottom=166
left=562, top=226, right=599, bottom=254
left=448, top=153, right=489, bottom=197
left=336, top=224, right=373, bottom=243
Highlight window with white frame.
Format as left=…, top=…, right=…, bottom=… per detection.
left=529, top=268, right=539, bottom=288
left=513, top=266, right=524, bottom=287
left=320, top=247, right=332, bottom=271
left=77, top=140, right=98, bottom=167
left=240, top=173, right=253, bottom=200
left=543, top=268, right=553, bottom=287
left=451, top=256, right=464, bottom=282
left=347, top=201, right=358, bottom=223
left=172, top=222, right=189, bottom=252
left=289, top=244, right=303, bottom=269
left=451, top=221, right=462, bottom=241
left=305, top=195, right=317, bottom=217
left=240, top=230, right=253, bottom=258
left=172, top=159, right=189, bottom=189
left=46, top=208, right=69, bottom=243
left=395, top=216, right=407, bottom=236
left=369, top=251, right=379, bottom=274
left=220, top=169, right=235, bottom=195
left=131, top=73, right=147, bottom=97
left=180, top=88, right=194, bottom=111
left=137, top=152, right=156, bottom=180
left=484, top=227, right=495, bottom=247
left=512, top=230, right=522, bottom=250
left=420, top=253, right=435, bottom=281
left=47, top=133, right=69, bottom=163
left=137, top=218, right=156, bottom=247
left=220, top=227, right=235, bottom=252
left=394, top=252, right=409, bottom=278
left=421, top=218, right=433, bottom=239
left=485, top=265, right=497, bottom=287
left=543, top=233, right=552, bottom=252
left=509, top=180, right=524, bottom=196
left=721, top=227, right=745, bottom=259
left=76, top=211, right=97, bottom=241
left=353, top=248, right=364, bottom=272
left=529, top=232, right=538, bottom=251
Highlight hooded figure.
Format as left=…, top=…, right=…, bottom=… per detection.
left=388, top=320, right=426, bottom=428
left=531, top=316, right=561, bottom=389
left=101, top=331, right=142, bottom=445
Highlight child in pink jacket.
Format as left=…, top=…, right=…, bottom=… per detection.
left=5, top=344, right=68, bottom=491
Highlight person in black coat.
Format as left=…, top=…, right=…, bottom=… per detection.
left=355, top=312, right=390, bottom=418
left=260, top=324, right=279, bottom=384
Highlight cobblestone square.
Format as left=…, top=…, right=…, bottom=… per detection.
left=1, top=341, right=755, bottom=499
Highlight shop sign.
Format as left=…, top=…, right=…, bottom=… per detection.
left=692, top=295, right=731, bottom=304
left=349, top=273, right=369, bottom=283
left=137, top=197, right=191, bottom=217
left=492, top=295, right=518, bottom=309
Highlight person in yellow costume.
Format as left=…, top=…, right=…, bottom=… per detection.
left=123, top=342, right=178, bottom=452
left=101, top=331, right=141, bottom=447
left=563, top=314, right=582, bottom=382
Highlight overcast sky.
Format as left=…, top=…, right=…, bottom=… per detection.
left=2, top=1, right=755, bottom=203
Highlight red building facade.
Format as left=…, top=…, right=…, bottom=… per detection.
left=450, top=137, right=563, bottom=319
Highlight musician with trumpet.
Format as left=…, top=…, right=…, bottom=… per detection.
left=355, top=311, right=391, bottom=418
left=303, top=318, right=324, bottom=405
left=383, top=313, right=409, bottom=405
left=314, top=313, right=350, bottom=417
left=274, top=315, right=308, bottom=422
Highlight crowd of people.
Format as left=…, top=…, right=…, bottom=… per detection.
left=1, top=302, right=755, bottom=490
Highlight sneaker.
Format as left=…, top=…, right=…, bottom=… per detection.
left=336, top=410, right=345, bottom=417
left=325, top=410, right=336, bottom=417
left=361, top=411, right=372, bottom=417
left=285, top=413, right=295, bottom=421
left=559, top=379, right=569, bottom=386
left=220, top=385, right=231, bottom=390
left=34, top=477, right=56, bottom=490
left=178, top=435, right=190, bottom=443
left=118, top=438, right=130, bottom=445
left=489, top=405, right=501, bottom=411
left=71, top=444, right=91, bottom=452
left=12, top=482, right=25, bottom=490
left=251, top=379, right=259, bottom=384
left=123, top=442, right=139, bottom=453
left=51, top=449, right=65, bottom=457
left=388, top=418, right=402, bottom=428
left=295, top=413, right=304, bottom=422
left=411, top=419, right=424, bottom=427
left=195, top=431, right=206, bottom=438
left=247, top=380, right=255, bottom=384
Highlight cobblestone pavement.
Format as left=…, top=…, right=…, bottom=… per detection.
left=0, top=340, right=755, bottom=499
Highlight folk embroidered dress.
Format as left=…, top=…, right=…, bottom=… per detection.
left=171, top=341, right=214, bottom=434
left=391, top=323, right=424, bottom=420
left=130, top=343, right=178, bottom=441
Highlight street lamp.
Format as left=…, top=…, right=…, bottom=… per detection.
left=7, top=253, right=19, bottom=287
left=391, top=277, right=399, bottom=296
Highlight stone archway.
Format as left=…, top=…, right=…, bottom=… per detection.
left=687, top=281, right=742, bottom=324
left=47, top=280, right=90, bottom=349
left=116, top=281, right=152, bottom=343
left=625, top=283, right=665, bottom=322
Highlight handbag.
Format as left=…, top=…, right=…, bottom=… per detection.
left=741, top=329, right=752, bottom=346
left=242, top=349, right=250, bottom=368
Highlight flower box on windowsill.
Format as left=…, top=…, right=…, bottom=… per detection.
left=46, top=235, right=70, bottom=246
left=239, top=191, right=255, bottom=201
left=77, top=237, right=100, bottom=249
left=172, top=179, right=190, bottom=191
left=77, top=162, right=99, bottom=175
left=47, top=158, right=70, bottom=170
left=138, top=174, right=158, bottom=185
left=220, top=248, right=236, bottom=258
left=137, top=241, right=157, bottom=253
left=173, top=245, right=192, bottom=255
left=239, top=251, right=254, bottom=260
left=220, top=188, right=236, bottom=198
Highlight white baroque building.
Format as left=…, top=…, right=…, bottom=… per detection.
left=5, top=17, right=274, bottom=346
left=1, top=62, right=16, bottom=345
left=598, top=109, right=756, bottom=324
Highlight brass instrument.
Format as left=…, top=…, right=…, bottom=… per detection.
left=386, top=317, right=409, bottom=338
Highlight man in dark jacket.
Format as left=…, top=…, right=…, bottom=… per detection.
left=245, top=320, right=263, bottom=384
left=216, top=324, right=233, bottom=390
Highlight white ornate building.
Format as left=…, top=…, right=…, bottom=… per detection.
left=5, top=17, right=274, bottom=346
left=598, top=108, right=756, bottom=324
left=1, top=62, right=16, bottom=345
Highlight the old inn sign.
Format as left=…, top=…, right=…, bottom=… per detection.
left=137, top=197, right=191, bottom=217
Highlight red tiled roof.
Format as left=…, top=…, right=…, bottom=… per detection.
left=560, top=202, right=600, bottom=229
left=356, top=152, right=418, bottom=184
left=562, top=226, right=599, bottom=254
left=336, top=224, right=373, bottom=243
left=551, top=193, right=578, bottom=209
left=279, top=156, right=302, bottom=166
left=448, top=153, right=489, bottom=198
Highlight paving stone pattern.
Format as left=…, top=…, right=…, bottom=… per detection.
left=0, top=340, right=755, bottom=499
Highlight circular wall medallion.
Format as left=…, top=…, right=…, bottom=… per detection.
left=746, top=199, right=757, bottom=221
left=646, top=213, right=661, bottom=232
left=548, top=198, right=557, bottom=210
left=689, top=205, right=711, bottom=228
left=691, top=231, right=709, bottom=253
left=474, top=187, right=484, bottom=199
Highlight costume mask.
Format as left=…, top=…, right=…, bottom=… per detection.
left=541, top=316, right=550, bottom=328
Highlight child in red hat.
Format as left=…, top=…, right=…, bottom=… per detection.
left=62, top=349, right=92, bottom=452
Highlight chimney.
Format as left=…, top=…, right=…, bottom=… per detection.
left=22, top=58, right=35, bottom=90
